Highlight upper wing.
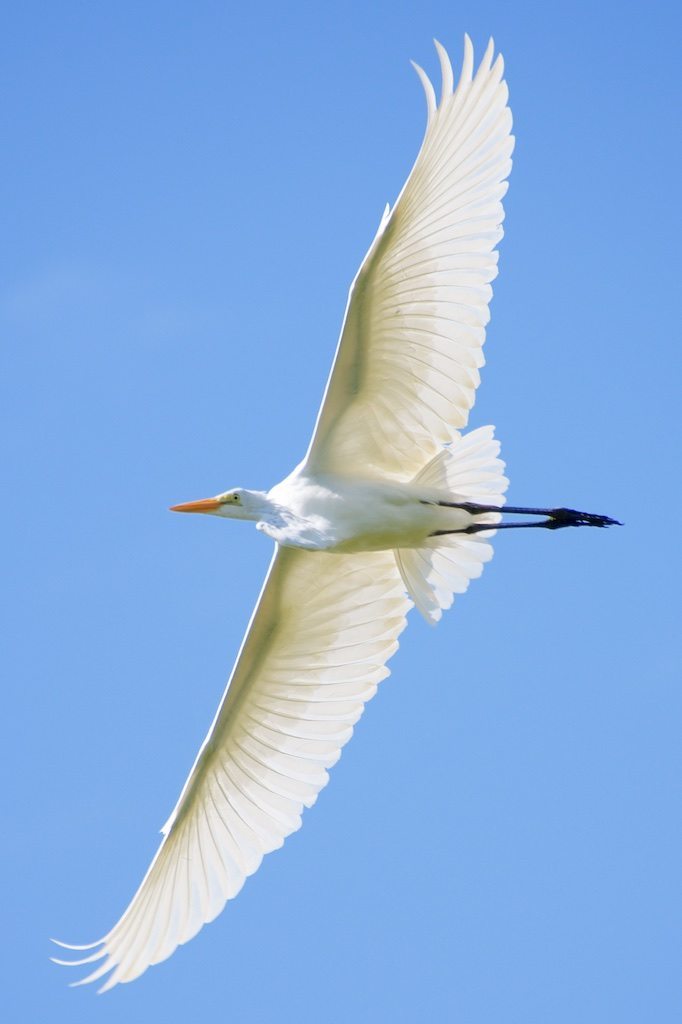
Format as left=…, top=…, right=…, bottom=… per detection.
left=303, top=37, right=513, bottom=480
left=55, top=547, right=411, bottom=991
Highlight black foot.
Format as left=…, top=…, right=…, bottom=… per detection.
left=544, top=508, right=622, bottom=529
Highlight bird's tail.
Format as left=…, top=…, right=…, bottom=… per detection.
left=395, top=426, right=508, bottom=623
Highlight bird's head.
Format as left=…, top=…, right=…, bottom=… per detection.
left=170, top=488, right=267, bottom=521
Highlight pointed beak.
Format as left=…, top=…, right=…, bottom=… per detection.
left=169, top=497, right=222, bottom=514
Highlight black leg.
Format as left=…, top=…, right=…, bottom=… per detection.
left=431, top=520, right=578, bottom=537
left=422, top=499, right=621, bottom=530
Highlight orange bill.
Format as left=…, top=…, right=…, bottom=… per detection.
left=169, top=497, right=221, bottom=514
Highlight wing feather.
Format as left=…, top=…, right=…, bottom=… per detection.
left=304, top=37, right=513, bottom=479
left=58, top=547, right=410, bottom=989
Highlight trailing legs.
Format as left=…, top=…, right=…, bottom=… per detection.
left=424, top=500, right=622, bottom=537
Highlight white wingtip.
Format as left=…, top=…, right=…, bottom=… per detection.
left=50, top=936, right=102, bottom=951
left=68, top=957, right=115, bottom=989
left=433, top=38, right=454, bottom=103
left=50, top=946, right=106, bottom=967
left=474, top=37, right=495, bottom=80
left=410, top=60, right=437, bottom=125
left=456, top=33, right=474, bottom=95
left=97, top=971, right=123, bottom=994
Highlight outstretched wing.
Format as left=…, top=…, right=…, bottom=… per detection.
left=304, top=36, right=513, bottom=480
left=54, top=547, right=410, bottom=990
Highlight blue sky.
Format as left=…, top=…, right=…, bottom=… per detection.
left=3, top=1, right=680, bottom=1020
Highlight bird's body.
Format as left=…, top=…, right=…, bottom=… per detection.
left=259, top=470, right=480, bottom=552
left=55, top=36, right=618, bottom=992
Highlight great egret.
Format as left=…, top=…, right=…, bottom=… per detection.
left=54, top=35, right=618, bottom=991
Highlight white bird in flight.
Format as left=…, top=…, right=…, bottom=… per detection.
left=54, top=35, right=618, bottom=991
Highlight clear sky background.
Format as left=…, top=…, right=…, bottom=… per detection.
left=2, top=1, right=680, bottom=1021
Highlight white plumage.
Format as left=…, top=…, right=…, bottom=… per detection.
left=55, top=35, right=516, bottom=990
